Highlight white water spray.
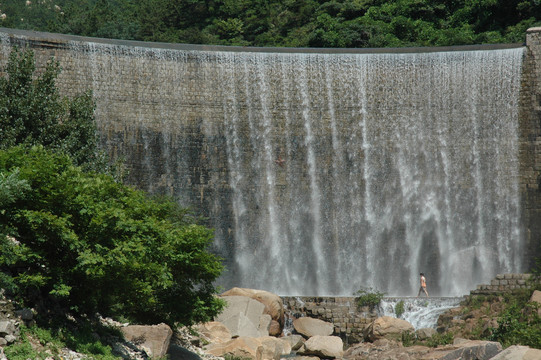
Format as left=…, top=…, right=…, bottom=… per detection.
left=19, top=35, right=524, bottom=297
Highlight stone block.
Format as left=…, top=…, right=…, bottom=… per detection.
left=121, top=323, right=173, bottom=359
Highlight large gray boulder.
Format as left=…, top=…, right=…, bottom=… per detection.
left=120, top=323, right=173, bottom=359
left=439, top=340, right=501, bottom=360
left=221, top=312, right=261, bottom=338
left=344, top=339, right=501, bottom=360
left=297, top=335, right=344, bottom=359
left=221, top=288, right=285, bottom=330
left=258, top=336, right=292, bottom=359
left=416, top=327, right=437, bottom=340
left=364, top=316, right=414, bottom=342
left=282, top=334, right=305, bottom=351
left=217, top=295, right=265, bottom=324
left=204, top=336, right=263, bottom=360
left=0, top=320, right=17, bottom=337
left=530, top=290, right=541, bottom=316
left=194, top=321, right=232, bottom=344
left=293, top=317, right=334, bottom=338
left=488, top=345, right=541, bottom=360
left=216, top=295, right=269, bottom=337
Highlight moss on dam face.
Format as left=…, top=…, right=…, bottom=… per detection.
left=1, top=27, right=540, bottom=296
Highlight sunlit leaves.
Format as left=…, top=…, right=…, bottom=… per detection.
left=0, top=146, right=224, bottom=326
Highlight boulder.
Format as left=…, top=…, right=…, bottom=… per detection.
left=268, top=320, right=281, bottom=336
left=222, top=288, right=285, bottom=327
left=194, top=321, right=231, bottom=344
left=530, top=290, right=541, bottom=316
left=489, top=345, right=541, bottom=360
left=120, top=323, right=173, bottom=359
left=343, top=339, right=501, bottom=360
left=282, top=334, right=304, bottom=351
left=293, top=317, right=334, bottom=338
left=204, top=336, right=262, bottom=360
left=0, top=320, right=17, bottom=337
left=258, top=314, right=272, bottom=337
left=258, top=336, right=292, bottom=358
left=365, top=316, right=414, bottom=342
left=216, top=295, right=269, bottom=337
left=221, top=312, right=261, bottom=338
left=217, top=295, right=265, bottom=324
left=297, top=335, right=344, bottom=359
left=438, top=340, right=501, bottom=360
left=167, top=344, right=201, bottom=360
left=530, top=290, right=541, bottom=304
left=343, top=341, right=427, bottom=360
left=416, top=327, right=437, bottom=340
left=14, top=308, right=33, bottom=321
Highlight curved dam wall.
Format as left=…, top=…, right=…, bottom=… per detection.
left=0, top=27, right=540, bottom=297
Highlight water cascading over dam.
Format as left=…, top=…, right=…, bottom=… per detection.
left=1, top=31, right=526, bottom=297
left=210, top=48, right=525, bottom=297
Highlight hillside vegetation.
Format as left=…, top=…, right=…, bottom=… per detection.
left=0, top=0, right=540, bottom=48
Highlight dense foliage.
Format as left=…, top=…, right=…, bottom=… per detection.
left=0, top=146, right=224, bottom=326
left=488, top=289, right=541, bottom=349
left=354, top=287, right=385, bottom=309
left=0, top=48, right=101, bottom=172
left=0, top=0, right=540, bottom=48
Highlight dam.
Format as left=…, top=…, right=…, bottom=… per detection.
left=0, top=27, right=540, bottom=297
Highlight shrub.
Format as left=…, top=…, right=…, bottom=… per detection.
left=354, top=287, right=385, bottom=309
left=0, top=146, right=224, bottom=326
left=395, top=300, right=405, bottom=318
left=489, top=290, right=541, bottom=349
left=426, top=332, right=454, bottom=347
left=401, top=330, right=415, bottom=347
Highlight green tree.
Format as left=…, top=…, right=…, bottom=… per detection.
left=0, top=48, right=102, bottom=172
left=2, top=0, right=541, bottom=47
left=0, top=146, right=225, bottom=326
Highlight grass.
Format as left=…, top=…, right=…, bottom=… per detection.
left=4, top=321, right=123, bottom=360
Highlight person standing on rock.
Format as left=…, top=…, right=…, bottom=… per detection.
left=417, top=273, right=429, bottom=297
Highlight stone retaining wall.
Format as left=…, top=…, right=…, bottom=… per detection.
left=283, top=274, right=540, bottom=342
left=470, top=274, right=540, bottom=295
left=282, top=296, right=377, bottom=344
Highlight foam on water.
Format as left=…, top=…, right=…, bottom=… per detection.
left=379, top=297, right=464, bottom=329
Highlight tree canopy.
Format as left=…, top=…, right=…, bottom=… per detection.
left=0, top=48, right=101, bottom=172
left=0, top=0, right=539, bottom=48
left=0, top=145, right=224, bottom=326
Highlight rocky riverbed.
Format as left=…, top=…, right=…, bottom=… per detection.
left=2, top=285, right=541, bottom=360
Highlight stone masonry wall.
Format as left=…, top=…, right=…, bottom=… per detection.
left=283, top=274, right=540, bottom=343
left=522, top=28, right=541, bottom=269
left=470, top=273, right=540, bottom=295
left=282, top=296, right=376, bottom=345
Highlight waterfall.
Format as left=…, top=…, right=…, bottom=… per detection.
left=22, top=35, right=524, bottom=297
left=211, top=48, right=525, bottom=297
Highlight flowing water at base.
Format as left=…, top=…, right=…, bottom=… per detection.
left=379, top=297, right=464, bottom=329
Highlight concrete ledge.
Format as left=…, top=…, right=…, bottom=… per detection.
left=0, top=27, right=524, bottom=54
